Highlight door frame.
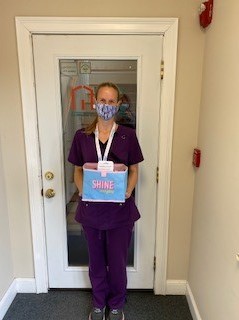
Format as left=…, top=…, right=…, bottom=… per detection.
left=15, top=17, right=178, bottom=294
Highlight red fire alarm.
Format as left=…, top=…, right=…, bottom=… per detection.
left=199, top=0, right=214, bottom=29
left=193, top=148, right=201, bottom=167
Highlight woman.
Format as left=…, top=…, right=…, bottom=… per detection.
left=68, top=82, right=144, bottom=320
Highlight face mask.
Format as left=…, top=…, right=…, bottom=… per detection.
left=95, top=103, right=119, bottom=121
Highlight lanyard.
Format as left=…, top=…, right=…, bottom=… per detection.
left=95, top=122, right=116, bottom=161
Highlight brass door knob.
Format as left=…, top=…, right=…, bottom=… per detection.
left=45, top=171, right=54, bottom=180
left=45, top=189, right=55, bottom=198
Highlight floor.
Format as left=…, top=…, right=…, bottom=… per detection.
left=3, top=290, right=193, bottom=320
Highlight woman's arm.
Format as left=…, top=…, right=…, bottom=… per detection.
left=74, top=166, right=83, bottom=196
left=126, top=163, right=138, bottom=199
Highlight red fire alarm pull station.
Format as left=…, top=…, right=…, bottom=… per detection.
left=193, top=148, right=201, bottom=168
left=199, top=0, right=214, bottom=28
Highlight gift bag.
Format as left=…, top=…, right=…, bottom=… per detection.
left=82, top=163, right=128, bottom=202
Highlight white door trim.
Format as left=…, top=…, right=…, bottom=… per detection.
left=15, top=17, right=178, bottom=294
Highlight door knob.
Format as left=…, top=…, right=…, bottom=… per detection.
left=45, top=171, right=54, bottom=180
left=45, top=189, right=55, bottom=198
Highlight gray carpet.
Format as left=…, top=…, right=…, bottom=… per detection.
left=3, top=290, right=193, bottom=320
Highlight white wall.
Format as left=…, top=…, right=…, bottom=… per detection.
left=0, top=137, right=13, bottom=300
left=188, top=1, right=239, bottom=319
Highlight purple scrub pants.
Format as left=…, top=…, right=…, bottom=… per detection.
left=83, top=224, right=133, bottom=310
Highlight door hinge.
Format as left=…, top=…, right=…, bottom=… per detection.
left=156, top=166, right=159, bottom=184
left=154, top=256, right=156, bottom=271
left=160, top=60, right=164, bottom=80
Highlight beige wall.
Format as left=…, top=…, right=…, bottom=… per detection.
left=0, top=0, right=205, bottom=284
left=0, top=138, right=14, bottom=300
left=188, top=1, right=239, bottom=319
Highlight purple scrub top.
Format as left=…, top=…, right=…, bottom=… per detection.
left=68, top=125, right=144, bottom=230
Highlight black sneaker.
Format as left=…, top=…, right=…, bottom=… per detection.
left=89, top=307, right=106, bottom=320
left=108, top=309, right=124, bottom=320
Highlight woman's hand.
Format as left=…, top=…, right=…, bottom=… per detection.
left=125, top=191, right=131, bottom=199
left=74, top=166, right=83, bottom=195
left=125, top=164, right=138, bottom=199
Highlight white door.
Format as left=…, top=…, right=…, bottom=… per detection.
left=33, top=34, right=162, bottom=289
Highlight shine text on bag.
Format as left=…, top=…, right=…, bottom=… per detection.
left=92, top=180, right=115, bottom=191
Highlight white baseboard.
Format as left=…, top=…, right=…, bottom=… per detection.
left=15, top=278, right=36, bottom=293
left=166, top=280, right=202, bottom=320
left=0, top=281, right=17, bottom=320
left=0, top=278, right=36, bottom=320
left=186, top=283, right=202, bottom=320
left=166, top=280, right=187, bottom=295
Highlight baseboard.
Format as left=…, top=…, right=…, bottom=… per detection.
left=186, top=283, right=202, bottom=320
left=15, top=278, right=36, bottom=293
left=166, top=280, right=187, bottom=295
left=0, top=281, right=16, bottom=320
left=0, top=278, right=36, bottom=320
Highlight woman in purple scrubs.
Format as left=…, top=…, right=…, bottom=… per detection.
left=68, top=82, right=144, bottom=320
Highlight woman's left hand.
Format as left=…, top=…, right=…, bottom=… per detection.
left=125, top=191, right=131, bottom=199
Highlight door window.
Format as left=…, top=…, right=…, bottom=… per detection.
left=60, top=59, right=137, bottom=267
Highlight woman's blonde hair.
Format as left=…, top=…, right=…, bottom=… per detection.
left=85, top=82, right=120, bottom=135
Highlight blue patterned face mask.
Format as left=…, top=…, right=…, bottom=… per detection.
left=95, top=103, right=119, bottom=121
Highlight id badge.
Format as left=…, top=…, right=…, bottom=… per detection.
left=97, top=160, right=114, bottom=172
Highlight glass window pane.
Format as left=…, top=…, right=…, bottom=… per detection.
left=60, top=59, right=137, bottom=267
